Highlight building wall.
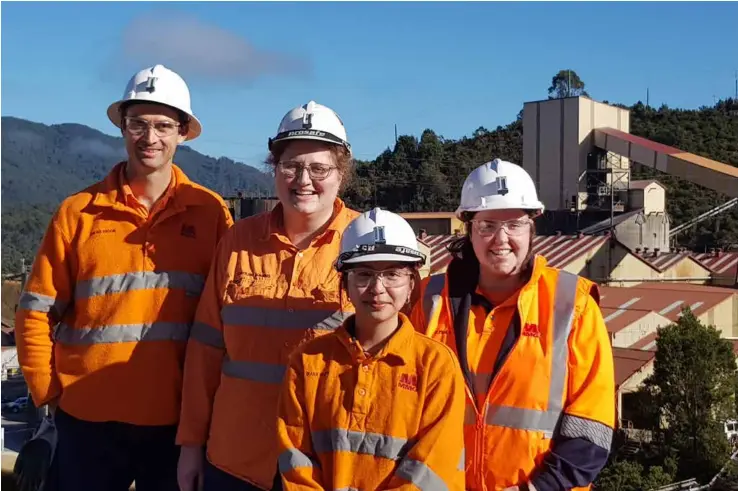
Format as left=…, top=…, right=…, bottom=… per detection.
left=522, top=97, right=631, bottom=212
left=585, top=243, right=658, bottom=286
left=660, top=258, right=711, bottom=284
left=698, top=297, right=738, bottom=338
left=610, top=312, right=671, bottom=349
left=642, top=184, right=666, bottom=214
left=614, top=212, right=670, bottom=252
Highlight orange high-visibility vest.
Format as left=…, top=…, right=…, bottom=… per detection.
left=410, top=255, right=615, bottom=491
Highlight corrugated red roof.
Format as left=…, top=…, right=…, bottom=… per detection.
left=423, top=233, right=609, bottom=274
left=612, top=347, right=655, bottom=387
left=600, top=282, right=735, bottom=333
left=693, top=251, right=738, bottom=278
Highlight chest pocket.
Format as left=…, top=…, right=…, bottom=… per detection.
left=225, top=272, right=275, bottom=303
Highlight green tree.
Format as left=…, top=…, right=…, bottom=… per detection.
left=547, top=69, right=589, bottom=99
left=641, top=307, right=736, bottom=482
left=595, top=460, right=673, bottom=491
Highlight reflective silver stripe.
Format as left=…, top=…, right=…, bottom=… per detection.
left=222, top=305, right=349, bottom=331
left=396, top=458, right=448, bottom=491
left=560, top=414, right=614, bottom=450
left=278, top=448, right=319, bottom=473
left=457, top=449, right=465, bottom=471
left=312, top=429, right=413, bottom=461
left=548, top=270, right=578, bottom=416
left=471, top=371, right=492, bottom=398
left=190, top=322, right=224, bottom=349
left=18, top=291, right=68, bottom=318
left=486, top=404, right=560, bottom=437
left=222, top=359, right=286, bottom=384
left=422, top=275, right=446, bottom=326
left=482, top=270, right=579, bottom=435
left=75, top=271, right=205, bottom=298
left=55, top=321, right=190, bottom=345
left=335, top=488, right=361, bottom=491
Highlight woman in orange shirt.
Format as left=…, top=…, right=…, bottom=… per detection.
left=176, top=101, right=360, bottom=491
left=276, top=208, right=467, bottom=491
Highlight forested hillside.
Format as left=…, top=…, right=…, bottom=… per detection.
left=343, top=95, right=738, bottom=251
left=3, top=71, right=737, bottom=274
left=1, top=116, right=273, bottom=273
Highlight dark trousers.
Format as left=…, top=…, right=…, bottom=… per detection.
left=203, top=460, right=283, bottom=491
left=46, top=408, right=180, bottom=491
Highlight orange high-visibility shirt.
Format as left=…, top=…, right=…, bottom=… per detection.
left=466, top=288, right=519, bottom=409
left=176, top=199, right=359, bottom=489
left=15, top=162, right=234, bottom=426
left=277, top=313, right=466, bottom=491
left=410, top=256, right=615, bottom=491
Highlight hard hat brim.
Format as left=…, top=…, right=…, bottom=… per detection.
left=341, top=253, right=424, bottom=265
left=269, top=130, right=351, bottom=153
left=455, top=201, right=546, bottom=218
left=107, top=100, right=202, bottom=141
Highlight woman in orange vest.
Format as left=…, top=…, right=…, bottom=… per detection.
left=277, top=208, right=466, bottom=491
left=410, top=159, right=616, bottom=491
left=176, top=101, right=360, bottom=491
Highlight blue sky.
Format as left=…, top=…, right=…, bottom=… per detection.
left=3, top=1, right=737, bottom=168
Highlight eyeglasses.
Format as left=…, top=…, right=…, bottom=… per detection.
left=470, top=218, right=532, bottom=237
left=348, top=268, right=413, bottom=288
left=277, top=161, right=336, bottom=181
left=124, top=117, right=181, bottom=137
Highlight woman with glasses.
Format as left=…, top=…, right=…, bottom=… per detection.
left=410, top=159, right=616, bottom=491
left=176, top=101, right=360, bottom=491
left=277, top=208, right=466, bottom=491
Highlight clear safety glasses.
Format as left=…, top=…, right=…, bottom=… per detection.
left=470, top=218, right=532, bottom=237
left=348, top=268, right=414, bottom=288
left=277, top=161, right=336, bottom=181
left=124, top=117, right=181, bottom=138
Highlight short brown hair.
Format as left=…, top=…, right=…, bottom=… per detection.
left=265, top=141, right=354, bottom=192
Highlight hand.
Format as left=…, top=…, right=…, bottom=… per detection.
left=177, top=445, right=205, bottom=491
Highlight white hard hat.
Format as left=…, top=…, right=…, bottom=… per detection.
left=107, top=64, right=202, bottom=141
left=269, top=100, right=351, bottom=154
left=456, top=158, right=545, bottom=217
left=337, top=208, right=425, bottom=270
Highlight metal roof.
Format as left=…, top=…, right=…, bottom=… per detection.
left=421, top=233, right=609, bottom=274
left=612, top=347, right=655, bottom=387
left=600, top=282, right=736, bottom=333
left=633, top=251, right=697, bottom=273
left=693, top=251, right=738, bottom=278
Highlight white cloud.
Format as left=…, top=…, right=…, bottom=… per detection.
left=114, top=13, right=311, bottom=84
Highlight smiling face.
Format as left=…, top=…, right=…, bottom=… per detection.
left=274, top=140, right=344, bottom=219
left=121, top=103, right=187, bottom=175
left=345, top=262, right=415, bottom=324
left=469, top=209, right=533, bottom=280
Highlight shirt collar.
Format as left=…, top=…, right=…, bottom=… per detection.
left=336, top=313, right=415, bottom=365
left=260, top=197, right=351, bottom=243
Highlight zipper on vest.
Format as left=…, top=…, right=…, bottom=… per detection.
left=475, top=409, right=484, bottom=488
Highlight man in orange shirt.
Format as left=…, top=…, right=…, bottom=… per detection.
left=15, top=64, right=233, bottom=491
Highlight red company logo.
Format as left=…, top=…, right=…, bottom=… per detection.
left=522, top=323, right=541, bottom=338
left=398, top=373, right=418, bottom=392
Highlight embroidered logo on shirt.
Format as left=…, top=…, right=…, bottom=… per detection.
left=180, top=224, right=197, bottom=239
left=398, top=373, right=418, bottom=392
left=522, top=323, right=541, bottom=337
